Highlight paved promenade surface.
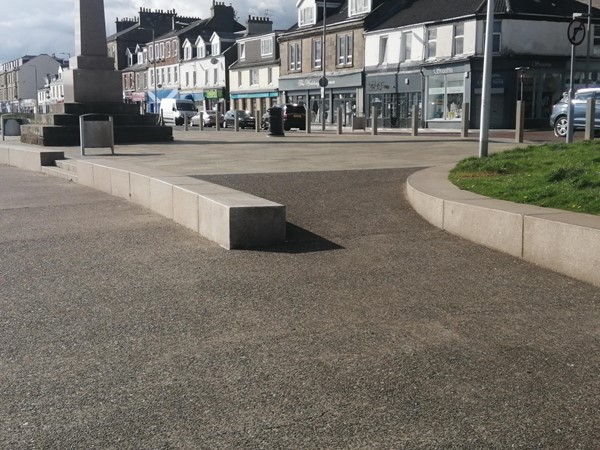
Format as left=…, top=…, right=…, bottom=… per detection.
left=1, top=130, right=599, bottom=448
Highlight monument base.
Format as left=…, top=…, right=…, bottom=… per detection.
left=63, top=68, right=123, bottom=104
left=20, top=102, right=173, bottom=147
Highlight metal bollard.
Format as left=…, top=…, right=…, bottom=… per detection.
left=234, top=110, right=239, bottom=132
left=371, top=106, right=378, bottom=136
left=215, top=104, right=220, bottom=131
left=515, top=101, right=525, bottom=143
left=306, top=109, right=311, bottom=134
left=337, top=106, right=343, bottom=135
left=585, top=98, right=595, bottom=141
left=256, top=109, right=261, bottom=132
left=411, top=105, right=419, bottom=137
left=461, top=102, right=469, bottom=138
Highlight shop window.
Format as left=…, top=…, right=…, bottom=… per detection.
left=427, top=73, right=465, bottom=121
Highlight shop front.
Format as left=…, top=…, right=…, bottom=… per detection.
left=279, top=71, right=363, bottom=126
left=230, top=91, right=278, bottom=114
left=366, top=71, right=422, bottom=128
left=204, top=88, right=226, bottom=111
left=422, top=62, right=471, bottom=129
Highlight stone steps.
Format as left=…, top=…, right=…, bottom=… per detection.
left=41, top=159, right=78, bottom=182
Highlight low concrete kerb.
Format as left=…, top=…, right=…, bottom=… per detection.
left=1, top=144, right=286, bottom=250
left=406, top=164, right=600, bottom=288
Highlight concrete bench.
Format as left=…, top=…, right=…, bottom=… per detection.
left=77, top=160, right=286, bottom=249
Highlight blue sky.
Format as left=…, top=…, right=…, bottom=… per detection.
left=0, top=0, right=296, bottom=63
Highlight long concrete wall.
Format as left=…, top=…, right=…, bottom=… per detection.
left=406, top=165, right=600, bottom=288
left=1, top=144, right=286, bottom=250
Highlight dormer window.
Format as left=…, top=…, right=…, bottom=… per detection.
left=197, top=43, right=205, bottom=58
left=299, top=5, right=316, bottom=27
left=240, top=43, right=246, bottom=60
left=212, top=42, right=220, bottom=55
left=127, top=50, right=133, bottom=67
left=349, top=0, right=370, bottom=17
left=261, top=38, right=273, bottom=57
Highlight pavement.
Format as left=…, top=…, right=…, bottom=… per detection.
left=1, top=128, right=599, bottom=448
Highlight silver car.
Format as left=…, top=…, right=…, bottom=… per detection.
left=550, top=87, right=600, bottom=137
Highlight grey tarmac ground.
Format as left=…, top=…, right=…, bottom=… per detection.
left=0, top=129, right=599, bottom=449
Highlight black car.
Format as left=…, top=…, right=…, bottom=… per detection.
left=224, top=110, right=256, bottom=129
left=262, top=104, right=307, bottom=131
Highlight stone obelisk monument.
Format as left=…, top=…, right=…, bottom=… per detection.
left=63, top=0, right=122, bottom=103
left=20, top=0, right=173, bottom=146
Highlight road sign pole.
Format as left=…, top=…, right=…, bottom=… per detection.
left=567, top=43, right=576, bottom=144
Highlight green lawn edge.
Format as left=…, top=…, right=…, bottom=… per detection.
left=448, top=141, right=600, bottom=215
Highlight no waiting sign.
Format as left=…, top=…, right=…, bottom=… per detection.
left=568, top=19, right=586, bottom=46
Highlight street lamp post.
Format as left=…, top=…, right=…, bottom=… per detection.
left=321, top=0, right=327, bottom=131
left=478, top=0, right=495, bottom=158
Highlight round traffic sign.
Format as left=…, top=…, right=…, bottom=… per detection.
left=319, top=77, right=329, bottom=88
left=568, top=19, right=586, bottom=46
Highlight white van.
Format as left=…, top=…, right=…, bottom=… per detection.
left=159, top=99, right=198, bottom=125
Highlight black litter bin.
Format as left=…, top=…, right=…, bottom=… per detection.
left=268, top=106, right=285, bottom=137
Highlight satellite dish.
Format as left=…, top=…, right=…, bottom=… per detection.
left=210, top=57, right=219, bottom=65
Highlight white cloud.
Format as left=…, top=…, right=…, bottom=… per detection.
left=0, top=0, right=296, bottom=63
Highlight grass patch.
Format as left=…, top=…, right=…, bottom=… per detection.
left=449, top=140, right=600, bottom=215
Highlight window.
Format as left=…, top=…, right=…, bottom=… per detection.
left=172, top=40, right=178, bottom=57
left=205, top=69, right=209, bottom=86
left=483, top=20, right=502, bottom=53
left=192, top=71, right=196, bottom=86
left=184, top=46, right=192, bottom=60
left=427, top=28, right=437, bottom=59
left=127, top=52, right=133, bottom=67
left=166, top=42, right=171, bottom=58
left=401, top=32, right=412, bottom=61
left=239, top=43, right=246, bottom=60
left=453, top=23, right=464, bottom=56
left=174, top=67, right=178, bottom=83
left=160, top=43, right=165, bottom=59
left=167, top=68, right=171, bottom=84
left=313, top=39, right=322, bottom=69
left=250, top=69, right=259, bottom=85
left=349, top=0, right=370, bottom=16
left=238, top=71, right=242, bottom=87
left=268, top=67, right=273, bottom=84
left=212, top=42, right=220, bottom=55
left=299, top=5, right=315, bottom=27
left=213, top=68, right=218, bottom=84
left=289, top=42, right=301, bottom=71
left=378, top=36, right=388, bottom=65
left=337, top=34, right=353, bottom=66
left=150, top=68, right=154, bottom=86
left=160, top=68, right=165, bottom=85
left=149, top=45, right=154, bottom=61
left=594, top=25, right=600, bottom=56
left=261, top=38, right=273, bottom=57
left=185, top=72, right=189, bottom=87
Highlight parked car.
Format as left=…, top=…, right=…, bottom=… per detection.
left=261, top=104, right=307, bottom=131
left=550, top=87, right=600, bottom=137
left=191, top=110, right=225, bottom=127
left=224, top=110, right=256, bottom=128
